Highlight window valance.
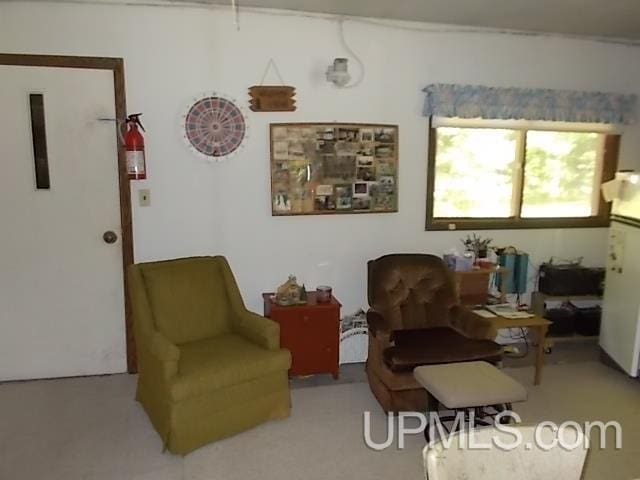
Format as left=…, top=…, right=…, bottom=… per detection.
left=423, top=84, right=637, bottom=125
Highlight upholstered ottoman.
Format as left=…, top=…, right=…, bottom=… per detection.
left=414, top=361, right=527, bottom=440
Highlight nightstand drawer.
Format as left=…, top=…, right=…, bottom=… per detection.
left=275, top=307, right=338, bottom=324
left=263, top=292, right=341, bottom=379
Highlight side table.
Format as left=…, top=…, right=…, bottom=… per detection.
left=488, top=314, right=551, bottom=385
left=263, top=292, right=341, bottom=379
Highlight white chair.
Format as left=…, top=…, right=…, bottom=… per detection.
left=423, top=425, right=588, bottom=480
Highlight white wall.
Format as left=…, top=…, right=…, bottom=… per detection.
left=2, top=2, right=639, bottom=315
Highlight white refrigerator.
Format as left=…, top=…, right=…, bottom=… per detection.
left=600, top=172, right=640, bottom=377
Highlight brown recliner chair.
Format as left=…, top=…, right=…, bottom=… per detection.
left=366, top=254, right=503, bottom=413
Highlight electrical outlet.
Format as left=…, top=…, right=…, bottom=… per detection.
left=138, top=189, right=151, bottom=207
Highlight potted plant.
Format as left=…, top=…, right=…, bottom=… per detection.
left=461, top=234, right=493, bottom=260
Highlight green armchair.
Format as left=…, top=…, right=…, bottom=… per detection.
left=128, top=256, right=292, bottom=454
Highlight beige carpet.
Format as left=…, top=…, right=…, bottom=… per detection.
left=0, top=361, right=638, bottom=480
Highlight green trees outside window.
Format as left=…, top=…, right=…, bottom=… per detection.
left=427, top=123, right=618, bottom=230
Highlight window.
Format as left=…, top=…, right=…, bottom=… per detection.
left=426, top=119, right=619, bottom=230
left=29, top=93, right=50, bottom=190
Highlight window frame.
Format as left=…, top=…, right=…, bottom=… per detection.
left=425, top=120, right=620, bottom=231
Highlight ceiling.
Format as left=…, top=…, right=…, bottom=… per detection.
left=210, top=0, right=640, bottom=41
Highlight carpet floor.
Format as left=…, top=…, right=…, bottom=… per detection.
left=0, top=361, right=638, bottom=480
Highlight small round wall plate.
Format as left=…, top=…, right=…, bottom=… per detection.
left=181, top=92, right=248, bottom=161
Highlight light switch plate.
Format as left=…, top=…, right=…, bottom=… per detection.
left=138, top=189, right=151, bottom=207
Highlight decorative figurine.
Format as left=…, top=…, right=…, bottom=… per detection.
left=275, top=275, right=306, bottom=306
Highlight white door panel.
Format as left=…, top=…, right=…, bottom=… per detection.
left=0, top=65, right=126, bottom=380
left=599, top=221, right=640, bottom=377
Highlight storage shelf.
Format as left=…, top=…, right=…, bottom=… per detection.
left=543, top=334, right=598, bottom=351
left=535, top=293, right=602, bottom=301
left=531, top=291, right=602, bottom=345
left=547, top=334, right=598, bottom=343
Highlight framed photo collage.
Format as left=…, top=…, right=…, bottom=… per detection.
left=270, top=123, right=398, bottom=216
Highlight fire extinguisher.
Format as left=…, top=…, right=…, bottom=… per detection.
left=124, top=113, right=146, bottom=180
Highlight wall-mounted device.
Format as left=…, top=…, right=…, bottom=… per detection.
left=325, top=19, right=365, bottom=89
left=326, top=58, right=351, bottom=87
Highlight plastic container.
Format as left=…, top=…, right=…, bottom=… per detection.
left=545, top=307, right=576, bottom=336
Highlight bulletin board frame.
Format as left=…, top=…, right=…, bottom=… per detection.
left=269, top=122, right=399, bottom=216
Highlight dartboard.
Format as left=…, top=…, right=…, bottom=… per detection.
left=183, top=94, right=247, bottom=160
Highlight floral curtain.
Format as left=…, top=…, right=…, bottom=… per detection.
left=423, top=84, right=637, bottom=125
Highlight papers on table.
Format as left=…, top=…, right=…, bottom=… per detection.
left=485, top=304, right=534, bottom=319
left=472, top=309, right=497, bottom=318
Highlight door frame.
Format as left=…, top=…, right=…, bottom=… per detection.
left=0, top=53, right=136, bottom=373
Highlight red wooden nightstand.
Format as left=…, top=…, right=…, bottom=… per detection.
left=263, top=292, right=340, bottom=379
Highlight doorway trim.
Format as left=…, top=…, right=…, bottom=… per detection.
left=0, top=53, right=136, bottom=373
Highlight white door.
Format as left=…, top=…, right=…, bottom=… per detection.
left=0, top=65, right=127, bottom=381
left=599, top=220, right=640, bottom=377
